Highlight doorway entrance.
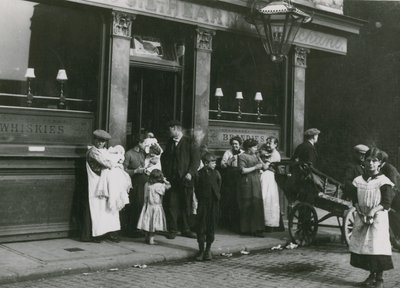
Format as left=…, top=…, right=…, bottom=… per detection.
left=127, top=67, right=182, bottom=148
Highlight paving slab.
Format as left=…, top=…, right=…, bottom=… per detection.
left=0, top=229, right=339, bottom=285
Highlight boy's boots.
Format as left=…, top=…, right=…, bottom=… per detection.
left=203, top=243, right=212, bottom=261
left=195, top=242, right=205, bottom=261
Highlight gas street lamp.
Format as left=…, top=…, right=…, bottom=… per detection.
left=247, top=0, right=312, bottom=62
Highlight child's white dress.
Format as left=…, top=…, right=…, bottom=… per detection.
left=137, top=182, right=167, bottom=232
left=260, top=149, right=281, bottom=227
left=96, top=146, right=131, bottom=213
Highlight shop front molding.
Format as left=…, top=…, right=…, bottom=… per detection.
left=112, top=11, right=135, bottom=39
left=195, top=28, right=215, bottom=52
left=294, top=47, right=310, bottom=68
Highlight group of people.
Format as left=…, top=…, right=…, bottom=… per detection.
left=220, top=136, right=283, bottom=237
left=291, top=128, right=396, bottom=288
left=80, top=120, right=286, bottom=261
left=81, top=123, right=397, bottom=285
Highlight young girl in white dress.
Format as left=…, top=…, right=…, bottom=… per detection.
left=259, top=137, right=281, bottom=231
left=96, top=145, right=131, bottom=213
left=137, top=169, right=171, bottom=244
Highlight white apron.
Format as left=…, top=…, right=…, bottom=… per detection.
left=87, top=163, right=120, bottom=237
left=349, top=175, right=393, bottom=255
left=260, top=170, right=280, bottom=227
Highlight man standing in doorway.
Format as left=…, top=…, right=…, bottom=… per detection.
left=161, top=120, right=200, bottom=239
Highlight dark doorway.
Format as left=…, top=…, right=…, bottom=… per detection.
left=127, top=67, right=181, bottom=148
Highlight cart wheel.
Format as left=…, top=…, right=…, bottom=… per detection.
left=288, top=202, right=318, bottom=246
left=343, top=207, right=355, bottom=246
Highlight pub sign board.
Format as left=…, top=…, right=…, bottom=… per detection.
left=208, top=120, right=281, bottom=151
left=0, top=106, right=93, bottom=157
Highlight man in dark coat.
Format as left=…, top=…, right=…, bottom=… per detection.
left=161, top=120, right=200, bottom=239
left=289, top=128, right=321, bottom=204
left=291, top=128, right=320, bottom=166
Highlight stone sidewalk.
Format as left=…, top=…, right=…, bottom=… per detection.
left=0, top=228, right=342, bottom=285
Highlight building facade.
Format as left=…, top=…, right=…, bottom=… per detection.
left=0, top=0, right=363, bottom=242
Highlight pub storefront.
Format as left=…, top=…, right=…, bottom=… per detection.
left=0, top=0, right=363, bottom=242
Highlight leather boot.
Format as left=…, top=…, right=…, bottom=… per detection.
left=203, top=249, right=212, bottom=261
left=203, top=243, right=212, bottom=261
left=195, top=243, right=204, bottom=261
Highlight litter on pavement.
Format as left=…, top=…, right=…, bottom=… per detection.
left=108, top=268, right=119, bottom=272
left=220, top=252, right=233, bottom=257
left=285, top=242, right=298, bottom=250
left=271, top=244, right=283, bottom=251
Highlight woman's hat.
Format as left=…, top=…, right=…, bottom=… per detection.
left=93, top=129, right=111, bottom=140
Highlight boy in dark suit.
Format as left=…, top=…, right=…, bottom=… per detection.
left=194, top=152, right=221, bottom=261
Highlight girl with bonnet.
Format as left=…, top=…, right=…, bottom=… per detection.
left=349, top=147, right=395, bottom=288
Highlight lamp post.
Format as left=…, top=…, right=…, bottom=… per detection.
left=247, top=0, right=311, bottom=62
left=254, top=92, right=263, bottom=121
left=56, top=69, right=68, bottom=109
left=24, top=68, right=36, bottom=107
left=235, top=91, right=244, bottom=120
left=215, top=88, right=223, bottom=119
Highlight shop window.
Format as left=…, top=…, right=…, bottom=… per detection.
left=210, top=31, right=283, bottom=125
left=0, top=0, right=103, bottom=111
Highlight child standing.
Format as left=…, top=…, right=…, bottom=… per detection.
left=349, top=147, right=394, bottom=288
left=194, top=152, right=221, bottom=261
left=137, top=169, right=171, bottom=244
left=259, top=137, right=281, bottom=231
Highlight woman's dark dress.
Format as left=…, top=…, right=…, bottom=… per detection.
left=238, top=153, right=265, bottom=234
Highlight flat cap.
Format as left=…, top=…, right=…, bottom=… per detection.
left=167, top=120, right=182, bottom=127
left=93, top=129, right=111, bottom=140
left=304, top=128, right=321, bottom=136
left=353, top=144, right=369, bottom=154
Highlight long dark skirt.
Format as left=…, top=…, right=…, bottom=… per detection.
left=350, top=253, right=394, bottom=271
left=219, top=167, right=241, bottom=232
left=122, top=173, right=148, bottom=236
left=238, top=172, right=265, bottom=234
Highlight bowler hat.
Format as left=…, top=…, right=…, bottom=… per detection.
left=93, top=129, right=111, bottom=140
left=304, top=128, right=321, bottom=137
left=353, top=144, right=369, bottom=154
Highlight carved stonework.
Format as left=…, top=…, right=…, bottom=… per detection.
left=112, top=11, right=135, bottom=38
left=196, top=28, right=215, bottom=52
left=294, top=47, right=310, bottom=68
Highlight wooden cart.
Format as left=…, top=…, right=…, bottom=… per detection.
left=275, top=161, right=355, bottom=246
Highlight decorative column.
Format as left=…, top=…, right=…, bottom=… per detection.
left=193, top=27, right=215, bottom=147
left=108, top=11, right=135, bottom=147
left=291, top=46, right=310, bottom=150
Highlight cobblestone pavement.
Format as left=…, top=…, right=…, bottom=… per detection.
left=3, top=243, right=400, bottom=288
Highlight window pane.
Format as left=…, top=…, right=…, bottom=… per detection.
left=0, top=0, right=102, bottom=111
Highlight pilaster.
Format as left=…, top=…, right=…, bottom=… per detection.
left=193, top=27, right=215, bottom=146
left=108, top=11, right=135, bottom=147
left=292, top=46, right=310, bottom=150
